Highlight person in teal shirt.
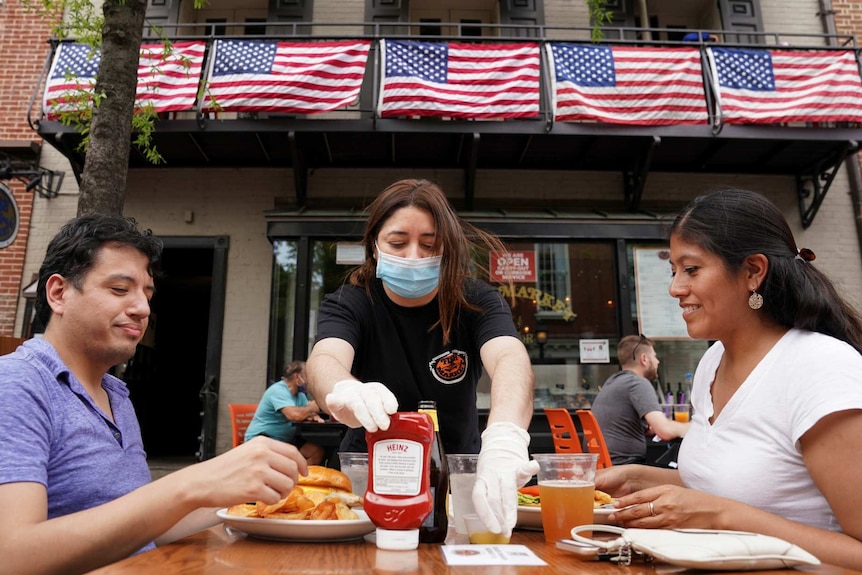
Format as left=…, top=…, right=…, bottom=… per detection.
left=245, top=361, right=325, bottom=464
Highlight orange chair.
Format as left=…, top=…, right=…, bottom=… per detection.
left=228, top=403, right=258, bottom=448
left=543, top=408, right=583, bottom=454
left=575, top=409, right=613, bottom=469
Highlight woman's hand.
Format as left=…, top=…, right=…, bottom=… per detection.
left=596, top=464, right=683, bottom=499
left=595, top=465, right=635, bottom=498
left=608, top=484, right=727, bottom=529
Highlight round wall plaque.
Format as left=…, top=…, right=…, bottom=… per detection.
left=0, top=182, right=20, bottom=249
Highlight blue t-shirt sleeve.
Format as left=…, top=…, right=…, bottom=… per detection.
left=269, top=384, right=302, bottom=411
left=0, top=358, right=53, bottom=487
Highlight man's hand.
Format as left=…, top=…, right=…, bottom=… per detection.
left=324, top=380, right=398, bottom=430
left=472, top=422, right=540, bottom=537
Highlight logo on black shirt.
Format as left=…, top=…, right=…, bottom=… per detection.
left=429, top=350, right=468, bottom=384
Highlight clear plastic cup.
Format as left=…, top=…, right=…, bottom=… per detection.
left=463, top=513, right=510, bottom=544
left=338, top=451, right=369, bottom=497
left=446, top=454, right=478, bottom=534
left=532, top=453, right=598, bottom=542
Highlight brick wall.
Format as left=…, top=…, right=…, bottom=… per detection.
left=832, top=0, right=862, bottom=35
left=0, top=0, right=55, bottom=336
left=832, top=0, right=862, bottom=263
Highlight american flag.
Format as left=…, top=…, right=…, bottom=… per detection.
left=548, top=43, right=708, bottom=125
left=378, top=40, right=540, bottom=119
left=708, top=47, right=862, bottom=124
left=202, top=39, right=370, bottom=113
left=43, top=41, right=205, bottom=116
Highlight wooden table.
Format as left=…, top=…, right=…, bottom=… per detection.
left=85, top=525, right=860, bottom=575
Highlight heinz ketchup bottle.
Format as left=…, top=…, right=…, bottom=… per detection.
left=417, top=400, right=449, bottom=543
left=365, top=412, right=434, bottom=550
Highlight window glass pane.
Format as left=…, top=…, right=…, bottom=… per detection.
left=271, top=240, right=298, bottom=379
left=309, top=240, right=359, bottom=355
left=461, top=19, right=483, bottom=37
left=205, top=18, right=227, bottom=36
left=244, top=18, right=267, bottom=36
left=484, top=241, right=619, bottom=409
left=626, top=242, right=709, bottom=399
left=419, top=19, right=443, bottom=36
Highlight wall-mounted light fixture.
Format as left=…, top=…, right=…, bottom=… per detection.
left=0, top=153, right=64, bottom=199
left=535, top=323, right=549, bottom=359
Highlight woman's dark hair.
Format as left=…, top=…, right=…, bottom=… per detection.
left=350, top=179, right=511, bottom=345
left=670, top=189, right=862, bottom=353
left=35, top=214, right=163, bottom=327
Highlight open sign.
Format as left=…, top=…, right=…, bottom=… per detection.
left=489, top=250, right=536, bottom=282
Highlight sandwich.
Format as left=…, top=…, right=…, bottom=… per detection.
left=297, top=465, right=354, bottom=497
left=227, top=466, right=362, bottom=520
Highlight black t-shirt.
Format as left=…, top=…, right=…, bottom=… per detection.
left=316, top=277, right=519, bottom=454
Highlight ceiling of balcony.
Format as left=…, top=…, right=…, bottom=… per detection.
left=39, top=116, right=859, bottom=178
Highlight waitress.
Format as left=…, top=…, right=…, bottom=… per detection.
left=306, top=179, right=538, bottom=538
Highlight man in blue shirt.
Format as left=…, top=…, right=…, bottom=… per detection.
left=682, top=31, right=719, bottom=42
left=245, top=361, right=325, bottom=464
left=0, top=215, right=308, bottom=575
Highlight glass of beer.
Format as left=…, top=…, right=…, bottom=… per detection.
left=532, top=453, right=598, bottom=543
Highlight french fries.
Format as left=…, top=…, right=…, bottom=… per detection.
left=594, top=489, right=615, bottom=508
left=226, top=486, right=361, bottom=521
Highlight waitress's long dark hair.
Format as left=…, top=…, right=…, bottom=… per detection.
left=671, top=189, right=862, bottom=354
left=350, top=179, right=511, bottom=345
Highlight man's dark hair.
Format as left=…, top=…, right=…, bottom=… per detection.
left=35, top=214, right=163, bottom=327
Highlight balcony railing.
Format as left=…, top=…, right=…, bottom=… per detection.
left=31, top=22, right=862, bottom=134
left=30, top=23, right=862, bottom=225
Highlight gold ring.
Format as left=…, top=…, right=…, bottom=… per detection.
left=648, top=501, right=656, bottom=516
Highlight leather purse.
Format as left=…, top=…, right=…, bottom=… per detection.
left=569, top=525, right=820, bottom=570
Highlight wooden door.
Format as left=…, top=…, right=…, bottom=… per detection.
left=717, top=0, right=764, bottom=44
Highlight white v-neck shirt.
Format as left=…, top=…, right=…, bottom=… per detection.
left=678, top=329, right=862, bottom=531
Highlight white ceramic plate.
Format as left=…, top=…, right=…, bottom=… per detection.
left=216, top=508, right=375, bottom=542
left=516, top=505, right=615, bottom=530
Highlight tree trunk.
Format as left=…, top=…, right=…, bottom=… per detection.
left=77, top=0, right=148, bottom=217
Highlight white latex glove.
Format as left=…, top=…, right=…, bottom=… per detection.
left=472, top=422, right=540, bottom=537
left=324, top=380, right=399, bottom=431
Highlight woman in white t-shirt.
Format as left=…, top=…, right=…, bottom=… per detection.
left=596, top=189, right=862, bottom=569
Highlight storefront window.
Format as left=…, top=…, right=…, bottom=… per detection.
left=625, top=243, right=709, bottom=397
left=309, top=240, right=360, bottom=351
left=479, top=241, right=619, bottom=409
left=270, top=240, right=299, bottom=379
left=270, top=229, right=705, bottom=412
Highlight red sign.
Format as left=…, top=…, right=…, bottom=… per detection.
left=490, top=251, right=536, bottom=282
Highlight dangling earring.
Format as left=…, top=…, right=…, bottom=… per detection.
left=748, top=289, right=763, bottom=310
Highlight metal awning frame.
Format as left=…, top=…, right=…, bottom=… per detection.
left=36, top=115, right=862, bottom=227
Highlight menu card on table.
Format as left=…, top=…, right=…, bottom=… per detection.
left=441, top=545, right=547, bottom=566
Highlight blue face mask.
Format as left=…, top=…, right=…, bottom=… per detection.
left=376, top=249, right=442, bottom=299
left=294, top=375, right=307, bottom=395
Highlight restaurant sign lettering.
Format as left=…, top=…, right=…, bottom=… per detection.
left=497, top=285, right=577, bottom=322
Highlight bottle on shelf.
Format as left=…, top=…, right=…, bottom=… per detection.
left=676, top=381, right=686, bottom=405
left=417, top=400, right=449, bottom=543
left=364, top=412, right=435, bottom=551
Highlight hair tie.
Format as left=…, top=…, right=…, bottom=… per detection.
left=796, top=248, right=816, bottom=262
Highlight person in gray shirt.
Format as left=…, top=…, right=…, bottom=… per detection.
left=591, top=335, right=689, bottom=464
